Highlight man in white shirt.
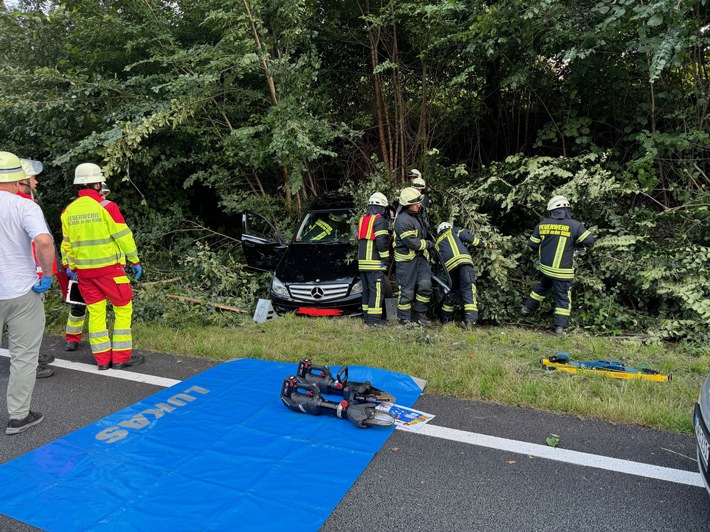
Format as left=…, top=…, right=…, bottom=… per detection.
left=0, top=151, right=55, bottom=435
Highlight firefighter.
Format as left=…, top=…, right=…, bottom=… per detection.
left=521, top=195, right=595, bottom=334
left=301, top=212, right=348, bottom=241
left=64, top=182, right=111, bottom=352
left=61, top=163, right=144, bottom=370
left=435, top=222, right=493, bottom=328
left=393, top=187, right=433, bottom=325
left=17, top=158, right=57, bottom=377
left=407, top=169, right=430, bottom=231
left=357, top=192, right=391, bottom=326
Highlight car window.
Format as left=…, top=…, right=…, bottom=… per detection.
left=296, top=211, right=354, bottom=242
left=245, top=214, right=280, bottom=242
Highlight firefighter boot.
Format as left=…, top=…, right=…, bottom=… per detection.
left=413, top=312, right=431, bottom=326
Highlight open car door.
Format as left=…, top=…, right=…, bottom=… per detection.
left=241, top=212, right=287, bottom=272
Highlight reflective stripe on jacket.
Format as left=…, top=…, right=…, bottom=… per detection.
left=528, top=217, right=594, bottom=279
left=435, top=227, right=484, bottom=272
left=393, top=209, right=428, bottom=262
left=358, top=214, right=390, bottom=271
left=61, top=189, right=139, bottom=278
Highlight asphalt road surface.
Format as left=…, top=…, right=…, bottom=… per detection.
left=1, top=336, right=708, bottom=531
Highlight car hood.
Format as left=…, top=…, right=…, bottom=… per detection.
left=275, top=242, right=357, bottom=283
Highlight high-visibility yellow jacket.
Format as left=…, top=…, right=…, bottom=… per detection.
left=61, top=189, right=139, bottom=279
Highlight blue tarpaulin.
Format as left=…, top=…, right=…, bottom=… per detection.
left=0, top=359, right=423, bottom=531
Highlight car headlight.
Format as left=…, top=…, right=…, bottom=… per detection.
left=351, top=279, right=362, bottom=295
left=271, top=276, right=290, bottom=298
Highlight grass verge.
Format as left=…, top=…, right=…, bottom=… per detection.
left=105, top=315, right=709, bottom=435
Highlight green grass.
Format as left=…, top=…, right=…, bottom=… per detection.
left=86, top=315, right=709, bottom=435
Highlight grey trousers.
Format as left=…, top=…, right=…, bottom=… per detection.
left=0, top=289, right=44, bottom=420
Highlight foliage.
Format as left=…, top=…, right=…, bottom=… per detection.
left=1, top=0, right=709, bottom=344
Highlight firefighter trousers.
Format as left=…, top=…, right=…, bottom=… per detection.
left=396, top=255, right=432, bottom=321
left=523, top=273, right=573, bottom=327
left=65, top=303, right=87, bottom=343
left=78, top=269, right=134, bottom=366
left=441, top=264, right=478, bottom=324
left=361, top=270, right=385, bottom=325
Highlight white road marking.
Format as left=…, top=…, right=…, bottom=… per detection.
left=0, top=348, right=180, bottom=388
left=2, top=348, right=702, bottom=487
left=412, top=424, right=705, bottom=488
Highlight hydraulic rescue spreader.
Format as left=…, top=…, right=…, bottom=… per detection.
left=280, top=358, right=396, bottom=428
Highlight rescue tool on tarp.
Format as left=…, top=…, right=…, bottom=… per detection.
left=296, top=358, right=396, bottom=403
left=280, top=359, right=396, bottom=428
left=540, top=352, right=671, bottom=382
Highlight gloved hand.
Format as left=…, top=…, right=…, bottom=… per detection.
left=32, top=275, right=52, bottom=294
left=66, top=267, right=78, bottom=281
left=425, top=240, right=435, bottom=250
left=131, top=264, right=142, bottom=280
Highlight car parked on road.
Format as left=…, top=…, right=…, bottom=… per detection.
left=694, top=373, right=710, bottom=497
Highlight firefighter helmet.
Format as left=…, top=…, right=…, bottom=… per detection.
left=328, top=212, right=348, bottom=222
left=368, top=192, right=388, bottom=207
left=74, top=163, right=104, bottom=185
left=0, top=151, right=26, bottom=183
left=437, top=222, right=452, bottom=234
left=547, top=195, right=570, bottom=210
left=412, top=175, right=426, bottom=189
left=20, top=159, right=43, bottom=177
left=408, top=168, right=422, bottom=179
left=399, top=187, right=423, bottom=206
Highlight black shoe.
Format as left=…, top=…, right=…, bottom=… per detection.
left=38, top=353, right=55, bottom=365
left=65, top=342, right=78, bottom=351
left=36, top=366, right=55, bottom=379
left=520, top=306, right=532, bottom=316
left=6, top=411, right=44, bottom=435
left=398, top=318, right=410, bottom=326
left=97, top=363, right=111, bottom=371
left=413, top=313, right=431, bottom=326
left=555, top=326, right=565, bottom=335
left=113, top=354, right=145, bottom=370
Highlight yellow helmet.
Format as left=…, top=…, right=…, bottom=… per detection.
left=399, top=187, right=423, bottom=206
left=0, top=151, right=26, bottom=183
left=74, top=163, right=104, bottom=185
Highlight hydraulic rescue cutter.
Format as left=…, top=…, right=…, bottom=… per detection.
left=296, top=358, right=396, bottom=404
left=540, top=352, right=671, bottom=382
left=280, top=376, right=395, bottom=428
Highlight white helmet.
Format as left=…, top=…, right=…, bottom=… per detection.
left=328, top=212, right=348, bottom=222
left=74, top=163, right=104, bottom=184
left=437, top=222, right=452, bottom=234
left=399, top=187, right=423, bottom=206
left=0, top=151, right=26, bottom=183
left=368, top=192, right=388, bottom=207
left=20, top=159, right=43, bottom=177
left=408, top=168, right=422, bottom=180
left=412, top=177, right=426, bottom=189
left=547, top=195, right=570, bottom=211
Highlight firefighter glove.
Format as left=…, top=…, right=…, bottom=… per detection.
left=425, top=240, right=435, bottom=250
left=131, top=264, right=143, bottom=280
left=66, top=267, right=78, bottom=281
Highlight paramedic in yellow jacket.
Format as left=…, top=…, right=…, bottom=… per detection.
left=61, top=163, right=144, bottom=371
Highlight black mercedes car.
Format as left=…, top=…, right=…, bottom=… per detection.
left=241, top=195, right=363, bottom=316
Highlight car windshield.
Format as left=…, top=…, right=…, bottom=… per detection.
left=295, top=210, right=354, bottom=243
